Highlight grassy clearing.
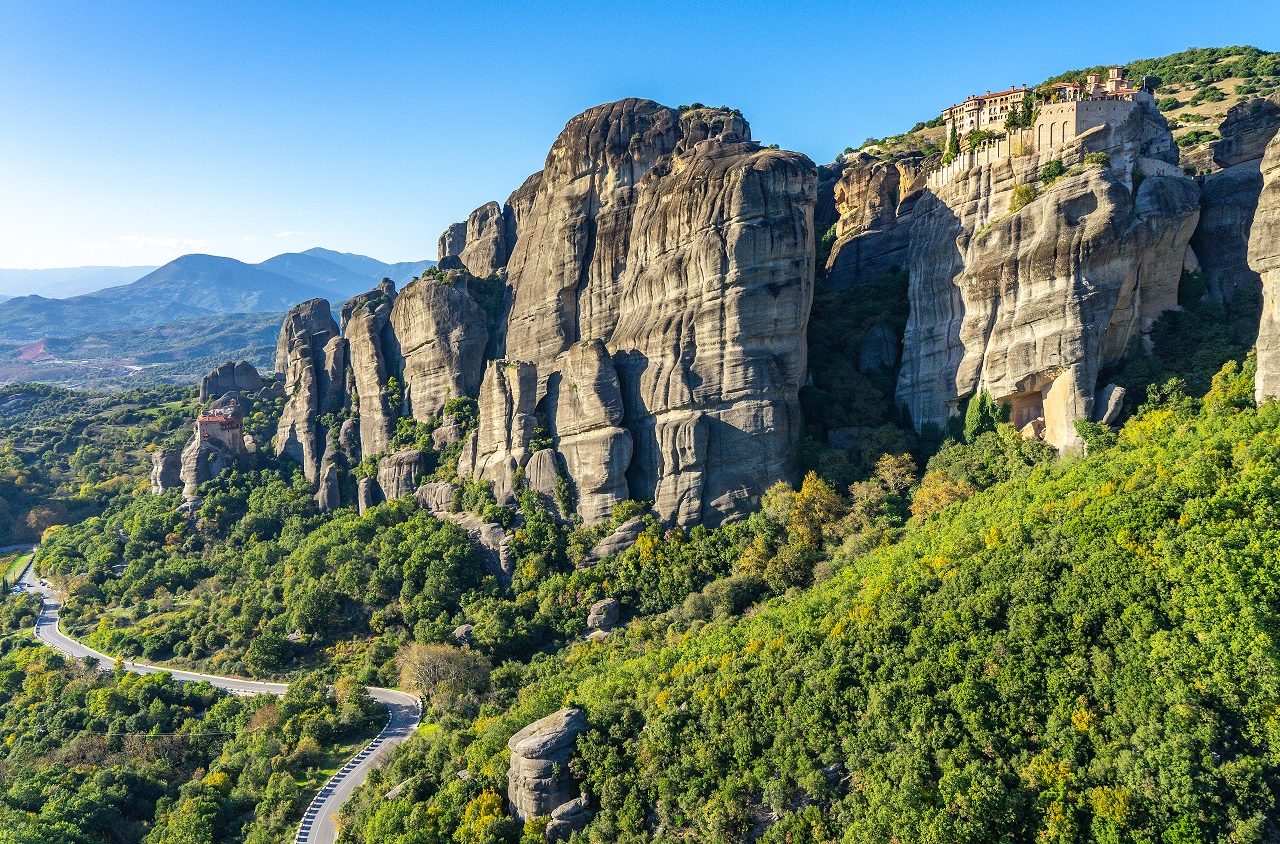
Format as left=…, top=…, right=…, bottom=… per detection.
left=2, top=551, right=32, bottom=584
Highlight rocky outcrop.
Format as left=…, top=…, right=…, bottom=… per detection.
left=458, top=202, right=511, bottom=278
left=275, top=299, right=345, bottom=482
left=390, top=276, right=488, bottom=422
left=376, top=449, right=422, bottom=500
left=1214, top=96, right=1280, bottom=170
left=199, top=361, right=263, bottom=402
left=897, top=101, right=1200, bottom=450
left=150, top=448, right=182, bottom=494
left=1252, top=129, right=1280, bottom=402
left=437, top=172, right=542, bottom=281
left=507, top=708, right=588, bottom=822
left=180, top=433, right=229, bottom=501
left=584, top=515, right=645, bottom=565
left=823, top=151, right=927, bottom=290
left=586, top=598, right=619, bottom=631
left=416, top=481, right=456, bottom=514
left=459, top=360, right=539, bottom=505
left=275, top=100, right=813, bottom=527
left=343, top=280, right=399, bottom=458
left=437, top=223, right=468, bottom=271
left=357, top=477, right=377, bottom=514
left=462, top=99, right=815, bottom=526
left=1191, top=98, right=1280, bottom=310
left=547, top=340, right=631, bottom=523
left=547, top=797, right=592, bottom=842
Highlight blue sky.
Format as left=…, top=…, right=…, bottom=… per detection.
left=1, top=0, right=1277, bottom=269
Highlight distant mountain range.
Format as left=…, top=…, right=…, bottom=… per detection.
left=0, top=248, right=433, bottom=342
left=0, top=265, right=160, bottom=299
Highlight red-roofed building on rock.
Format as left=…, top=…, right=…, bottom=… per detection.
left=942, top=86, right=1032, bottom=138
left=195, top=403, right=246, bottom=455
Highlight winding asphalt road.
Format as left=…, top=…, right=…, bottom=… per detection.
left=17, top=557, right=420, bottom=844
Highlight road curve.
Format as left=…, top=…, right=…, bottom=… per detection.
left=18, top=559, right=421, bottom=844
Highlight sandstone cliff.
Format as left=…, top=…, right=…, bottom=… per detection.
left=274, top=299, right=346, bottom=482
left=389, top=276, right=488, bottom=422
left=1251, top=126, right=1280, bottom=401
left=342, top=280, right=399, bottom=459
left=460, top=99, right=815, bottom=525
left=823, top=151, right=928, bottom=290
left=1191, top=97, right=1280, bottom=326
left=150, top=448, right=182, bottom=495
left=273, top=101, right=814, bottom=527
left=896, top=101, right=1200, bottom=449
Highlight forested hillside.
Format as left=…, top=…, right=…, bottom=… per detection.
left=331, top=360, right=1280, bottom=844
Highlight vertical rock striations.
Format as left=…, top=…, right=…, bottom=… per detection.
left=462, top=99, right=816, bottom=526
left=897, top=101, right=1200, bottom=450
left=275, top=100, right=814, bottom=527
left=1251, top=128, right=1280, bottom=402
left=274, top=299, right=345, bottom=483
left=342, top=280, right=399, bottom=459
left=507, top=708, right=588, bottom=823
left=823, top=151, right=928, bottom=290
left=199, top=360, right=263, bottom=402
left=150, top=448, right=182, bottom=494
left=390, top=276, right=489, bottom=422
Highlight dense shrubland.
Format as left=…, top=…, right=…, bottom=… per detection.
left=0, top=383, right=198, bottom=544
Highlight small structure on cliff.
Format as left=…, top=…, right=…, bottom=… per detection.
left=195, top=404, right=244, bottom=453
left=932, top=66, right=1156, bottom=189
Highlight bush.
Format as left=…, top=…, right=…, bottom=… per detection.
left=1040, top=158, right=1066, bottom=184
left=1188, top=85, right=1226, bottom=105
left=1009, top=183, right=1038, bottom=212
left=1083, top=151, right=1111, bottom=167
left=1156, top=97, right=1181, bottom=111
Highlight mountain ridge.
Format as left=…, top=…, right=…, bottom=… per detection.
left=0, top=249, right=434, bottom=343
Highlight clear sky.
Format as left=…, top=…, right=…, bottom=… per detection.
left=1, top=0, right=1277, bottom=269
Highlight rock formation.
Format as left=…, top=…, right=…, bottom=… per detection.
left=460, top=99, right=815, bottom=526
left=1190, top=97, right=1280, bottom=317
left=545, top=340, right=631, bottom=523
left=586, top=598, right=619, bottom=632
left=547, top=796, right=592, bottom=842
left=507, top=708, right=588, bottom=822
left=376, top=449, right=422, bottom=500
left=1252, top=127, right=1280, bottom=402
left=342, top=280, right=399, bottom=459
left=150, top=448, right=182, bottom=494
left=583, top=515, right=645, bottom=565
left=897, top=100, right=1200, bottom=449
left=275, top=299, right=346, bottom=483
left=823, top=151, right=927, bottom=290
left=199, top=360, right=263, bottom=402
left=389, top=276, right=488, bottom=422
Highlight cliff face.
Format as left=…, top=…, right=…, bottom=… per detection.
left=1252, top=128, right=1280, bottom=401
left=272, top=100, right=814, bottom=526
left=389, top=277, right=488, bottom=422
left=823, top=151, right=928, bottom=290
left=342, top=280, right=399, bottom=459
left=274, top=299, right=345, bottom=483
left=1192, top=97, right=1280, bottom=317
left=896, top=101, right=1200, bottom=449
left=459, top=100, right=815, bottom=525
left=199, top=360, right=262, bottom=402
